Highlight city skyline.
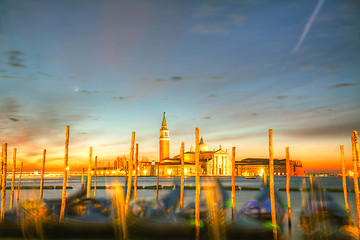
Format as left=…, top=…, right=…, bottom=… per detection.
left=0, top=0, right=359, bottom=173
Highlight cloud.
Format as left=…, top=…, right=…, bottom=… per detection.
left=228, top=13, right=245, bottom=21
left=170, top=76, right=183, bottom=82
left=275, top=95, right=287, bottom=100
left=323, top=66, right=342, bottom=72
left=193, top=4, right=245, bottom=34
left=328, top=83, right=359, bottom=89
left=77, top=90, right=99, bottom=95
left=202, top=116, right=211, bottom=120
left=0, top=97, right=21, bottom=114
left=154, top=76, right=189, bottom=82
left=281, top=121, right=359, bottom=138
left=3, top=49, right=26, bottom=68
left=0, top=75, right=16, bottom=79
left=196, top=3, right=223, bottom=16
left=9, top=117, right=20, bottom=122
left=112, top=96, right=132, bottom=101
left=211, top=77, right=223, bottom=81
left=208, top=94, right=218, bottom=98
left=193, top=23, right=226, bottom=33
left=7, top=62, right=26, bottom=68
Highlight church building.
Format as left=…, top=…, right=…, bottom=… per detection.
left=158, top=113, right=231, bottom=176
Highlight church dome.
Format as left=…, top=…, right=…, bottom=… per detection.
left=199, top=137, right=208, bottom=152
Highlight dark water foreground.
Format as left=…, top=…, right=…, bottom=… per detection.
left=1, top=176, right=358, bottom=240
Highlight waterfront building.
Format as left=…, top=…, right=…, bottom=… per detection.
left=236, top=158, right=305, bottom=177
left=158, top=113, right=230, bottom=176
left=159, top=112, right=170, bottom=162
left=102, top=113, right=305, bottom=177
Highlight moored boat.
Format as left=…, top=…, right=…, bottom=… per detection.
left=300, top=181, right=357, bottom=239
left=227, top=184, right=285, bottom=240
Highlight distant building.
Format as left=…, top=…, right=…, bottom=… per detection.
left=158, top=113, right=231, bottom=176
left=159, top=112, right=170, bottom=162
left=236, top=158, right=305, bottom=177
left=108, top=114, right=305, bottom=177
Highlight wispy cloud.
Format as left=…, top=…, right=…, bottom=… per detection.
left=210, top=77, right=223, bottom=81
left=3, top=49, right=26, bottom=68
left=0, top=75, right=16, bottom=79
left=112, top=96, right=132, bottom=100
left=328, top=83, right=359, bottom=89
left=323, top=66, right=342, bottom=72
left=193, top=22, right=226, bottom=33
left=228, top=13, right=245, bottom=21
left=275, top=95, right=287, bottom=100
left=9, top=117, right=20, bottom=122
left=292, top=0, right=325, bottom=53
left=154, top=76, right=189, bottom=82
left=208, top=94, right=218, bottom=98
left=76, top=89, right=99, bottom=95
left=193, top=3, right=246, bottom=34
left=196, top=3, right=223, bottom=17
left=281, top=121, right=359, bottom=138
left=0, top=97, right=21, bottom=114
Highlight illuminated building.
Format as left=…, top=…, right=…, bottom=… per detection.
left=158, top=113, right=230, bottom=176
left=236, top=158, right=305, bottom=176
left=159, top=112, right=170, bottom=162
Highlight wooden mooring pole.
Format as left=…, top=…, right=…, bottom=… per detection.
left=39, top=149, right=46, bottom=200
left=125, top=132, right=135, bottom=215
left=94, top=156, right=97, bottom=199
left=231, top=147, right=236, bottom=219
left=134, top=143, right=139, bottom=203
left=195, top=127, right=200, bottom=239
left=0, top=146, right=2, bottom=196
left=60, top=126, right=69, bottom=222
left=156, top=162, right=160, bottom=199
left=0, top=143, right=7, bottom=221
left=87, top=147, right=92, bottom=199
left=81, top=168, right=85, bottom=189
left=17, top=162, right=23, bottom=202
left=269, top=129, right=277, bottom=240
left=351, top=131, right=360, bottom=228
left=285, top=146, right=291, bottom=228
left=180, top=142, right=185, bottom=210
left=10, top=148, right=17, bottom=210
left=340, top=145, right=349, bottom=214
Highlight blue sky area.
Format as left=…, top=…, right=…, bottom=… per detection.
left=0, top=0, right=359, bottom=172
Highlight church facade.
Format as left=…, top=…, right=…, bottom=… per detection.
left=158, top=113, right=231, bottom=176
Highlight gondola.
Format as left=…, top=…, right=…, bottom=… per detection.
left=127, top=179, right=229, bottom=240
left=226, top=184, right=285, bottom=240
left=300, top=181, right=357, bottom=240
left=126, top=184, right=197, bottom=240
left=0, top=187, right=87, bottom=238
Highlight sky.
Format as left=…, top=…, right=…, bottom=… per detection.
left=0, top=0, right=359, bottom=172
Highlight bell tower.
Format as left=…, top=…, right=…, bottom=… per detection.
left=159, top=112, right=170, bottom=162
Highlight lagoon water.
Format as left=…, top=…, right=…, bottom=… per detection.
left=2, top=176, right=358, bottom=240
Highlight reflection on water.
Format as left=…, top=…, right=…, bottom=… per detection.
left=0, top=176, right=358, bottom=239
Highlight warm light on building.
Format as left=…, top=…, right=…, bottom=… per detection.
left=66, top=166, right=70, bottom=171
left=167, top=169, right=172, bottom=175
left=184, top=168, right=188, bottom=174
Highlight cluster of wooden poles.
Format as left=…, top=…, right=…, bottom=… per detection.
left=0, top=126, right=359, bottom=240
left=1, top=144, right=24, bottom=221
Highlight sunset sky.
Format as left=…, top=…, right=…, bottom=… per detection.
left=0, top=0, right=359, bottom=172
